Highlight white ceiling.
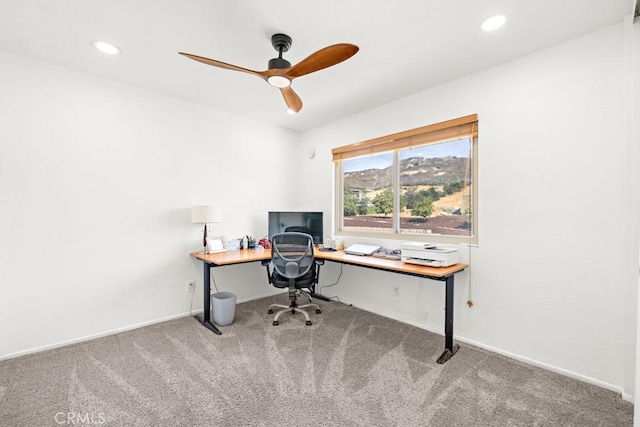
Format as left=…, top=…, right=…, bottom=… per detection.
left=0, top=1, right=634, bottom=132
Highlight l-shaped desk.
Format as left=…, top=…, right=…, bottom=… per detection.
left=190, top=249, right=468, bottom=364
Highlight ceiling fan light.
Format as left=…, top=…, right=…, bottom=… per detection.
left=91, top=40, right=121, bottom=55
left=267, top=75, right=291, bottom=88
left=481, top=14, right=506, bottom=31
left=286, top=108, right=297, bottom=115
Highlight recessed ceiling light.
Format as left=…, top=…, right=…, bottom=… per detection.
left=481, top=14, right=507, bottom=32
left=91, top=40, right=121, bottom=55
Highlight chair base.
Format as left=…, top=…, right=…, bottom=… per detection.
left=268, top=301, right=321, bottom=326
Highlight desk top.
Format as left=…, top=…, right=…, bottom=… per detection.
left=190, top=249, right=467, bottom=279
left=191, top=249, right=271, bottom=265
left=315, top=250, right=467, bottom=278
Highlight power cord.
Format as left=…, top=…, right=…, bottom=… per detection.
left=465, top=139, right=474, bottom=308
left=320, top=264, right=346, bottom=303
left=319, top=263, right=343, bottom=293
left=210, top=270, right=221, bottom=293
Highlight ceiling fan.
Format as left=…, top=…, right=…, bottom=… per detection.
left=179, top=33, right=359, bottom=114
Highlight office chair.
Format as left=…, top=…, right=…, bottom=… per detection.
left=262, top=232, right=323, bottom=326
left=284, top=225, right=311, bottom=234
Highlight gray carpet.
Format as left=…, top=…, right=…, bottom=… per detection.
left=0, top=296, right=633, bottom=426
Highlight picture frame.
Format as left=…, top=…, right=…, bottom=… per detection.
left=206, top=237, right=227, bottom=254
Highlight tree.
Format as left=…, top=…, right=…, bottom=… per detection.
left=402, top=187, right=416, bottom=210
left=343, top=185, right=358, bottom=216
left=372, top=188, right=393, bottom=218
left=443, top=180, right=464, bottom=195
left=423, top=187, right=442, bottom=201
left=404, top=186, right=442, bottom=211
left=412, top=195, right=434, bottom=220
left=356, top=195, right=370, bottom=215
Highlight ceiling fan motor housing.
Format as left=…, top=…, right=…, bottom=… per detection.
left=271, top=33, right=292, bottom=52
left=269, top=33, right=293, bottom=69
left=268, top=57, right=291, bottom=69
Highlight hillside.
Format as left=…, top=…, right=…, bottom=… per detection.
left=345, top=156, right=469, bottom=190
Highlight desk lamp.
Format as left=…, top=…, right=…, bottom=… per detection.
left=191, top=205, right=221, bottom=254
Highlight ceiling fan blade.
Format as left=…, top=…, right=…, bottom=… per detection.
left=285, top=43, right=359, bottom=79
left=280, top=87, right=303, bottom=113
left=179, top=52, right=267, bottom=79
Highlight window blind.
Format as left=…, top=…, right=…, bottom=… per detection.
left=332, top=114, right=478, bottom=162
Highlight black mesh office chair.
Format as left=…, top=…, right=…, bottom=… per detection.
left=262, top=232, right=323, bottom=326
left=284, top=226, right=311, bottom=234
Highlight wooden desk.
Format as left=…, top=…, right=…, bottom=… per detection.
left=190, top=249, right=468, bottom=364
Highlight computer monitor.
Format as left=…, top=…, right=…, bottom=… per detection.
left=268, top=211, right=323, bottom=245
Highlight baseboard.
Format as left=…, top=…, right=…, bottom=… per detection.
left=0, top=290, right=288, bottom=362
left=237, top=289, right=285, bottom=303
left=333, top=296, right=627, bottom=399
left=333, top=297, right=445, bottom=336
left=0, top=310, right=200, bottom=362
left=455, top=336, right=624, bottom=397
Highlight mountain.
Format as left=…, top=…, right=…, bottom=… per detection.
left=345, top=156, right=470, bottom=190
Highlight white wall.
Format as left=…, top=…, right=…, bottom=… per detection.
left=631, top=12, right=640, bottom=424
left=301, top=23, right=639, bottom=396
left=0, top=51, right=298, bottom=358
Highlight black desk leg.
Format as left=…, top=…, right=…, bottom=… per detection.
left=310, top=291, right=331, bottom=302
left=195, top=262, right=222, bottom=335
left=437, top=275, right=459, bottom=364
left=310, top=262, right=330, bottom=302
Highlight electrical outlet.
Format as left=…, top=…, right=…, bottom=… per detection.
left=393, top=285, right=400, bottom=297
left=186, top=280, right=195, bottom=293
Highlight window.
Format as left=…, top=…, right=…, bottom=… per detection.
left=333, top=115, right=478, bottom=244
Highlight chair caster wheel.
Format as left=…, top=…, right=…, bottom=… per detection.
left=273, top=321, right=279, bottom=326
left=316, top=309, right=322, bottom=314
left=268, top=309, right=273, bottom=314
left=306, top=321, right=312, bottom=326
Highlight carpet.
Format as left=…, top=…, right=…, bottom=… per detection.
left=0, top=296, right=633, bottom=426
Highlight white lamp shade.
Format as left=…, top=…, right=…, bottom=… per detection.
left=191, top=205, right=222, bottom=224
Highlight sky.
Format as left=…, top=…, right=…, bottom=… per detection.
left=343, top=138, right=471, bottom=172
